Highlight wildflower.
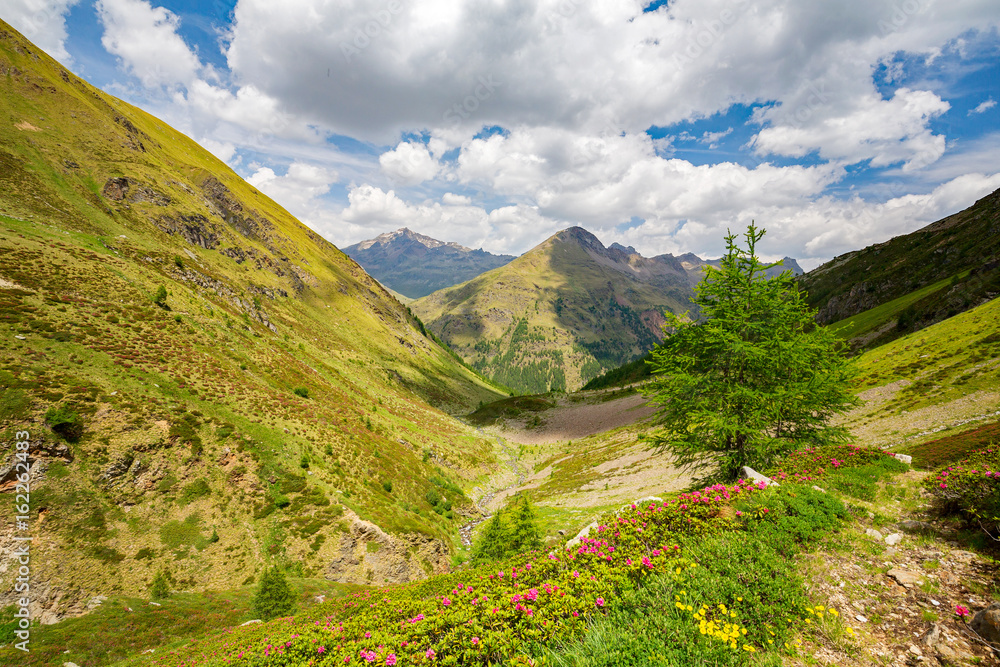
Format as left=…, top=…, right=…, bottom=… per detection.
left=318, top=646, right=326, bottom=654
left=596, top=597, right=606, bottom=607
left=472, top=637, right=480, bottom=646
left=425, top=648, right=436, bottom=659
left=956, top=605, right=970, bottom=619
left=385, top=654, right=397, bottom=666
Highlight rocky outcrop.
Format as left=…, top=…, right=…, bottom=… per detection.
left=155, top=214, right=219, bottom=249
left=324, top=510, right=450, bottom=585
left=101, top=177, right=169, bottom=205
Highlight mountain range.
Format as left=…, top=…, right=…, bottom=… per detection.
left=343, top=228, right=515, bottom=299
left=409, top=227, right=802, bottom=393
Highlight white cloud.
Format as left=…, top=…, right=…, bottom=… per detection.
left=1, top=0, right=78, bottom=63
left=969, top=98, right=996, bottom=114
left=378, top=141, right=440, bottom=186
left=246, top=161, right=338, bottom=214
left=751, top=87, right=950, bottom=171
left=96, top=0, right=202, bottom=88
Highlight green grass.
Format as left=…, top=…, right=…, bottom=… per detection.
left=827, top=272, right=967, bottom=342
left=852, top=295, right=1000, bottom=406
left=0, top=17, right=508, bottom=616
left=0, top=579, right=361, bottom=667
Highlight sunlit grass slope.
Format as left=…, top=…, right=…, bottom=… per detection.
left=0, top=18, right=506, bottom=617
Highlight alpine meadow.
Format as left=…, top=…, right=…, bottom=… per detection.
left=1, top=3, right=1000, bottom=667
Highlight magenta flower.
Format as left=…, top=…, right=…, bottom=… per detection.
left=472, top=637, right=480, bottom=646
left=318, top=646, right=326, bottom=654
left=956, top=605, right=970, bottom=619
left=596, top=597, right=605, bottom=607
left=385, top=654, right=397, bottom=666
left=426, top=648, right=436, bottom=659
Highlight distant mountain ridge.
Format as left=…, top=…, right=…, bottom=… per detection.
left=344, top=228, right=515, bottom=298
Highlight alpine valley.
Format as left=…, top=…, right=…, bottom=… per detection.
left=1, top=15, right=1000, bottom=667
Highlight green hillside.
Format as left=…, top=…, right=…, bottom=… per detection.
left=800, top=187, right=1000, bottom=351
left=411, top=227, right=693, bottom=393
left=0, top=19, right=505, bottom=623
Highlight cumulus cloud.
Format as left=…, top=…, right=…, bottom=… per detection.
left=96, top=0, right=202, bottom=88
left=1, top=0, right=78, bottom=63
left=246, top=161, right=339, bottom=214
left=378, top=142, right=440, bottom=186
left=751, top=87, right=950, bottom=171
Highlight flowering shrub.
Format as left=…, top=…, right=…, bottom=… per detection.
left=924, top=446, right=1000, bottom=535
left=134, top=445, right=893, bottom=667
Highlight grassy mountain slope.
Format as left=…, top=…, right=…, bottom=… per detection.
left=800, top=187, right=1000, bottom=350
left=343, top=228, right=515, bottom=299
left=0, top=19, right=505, bottom=622
left=834, top=293, right=1000, bottom=451
left=411, top=227, right=694, bottom=393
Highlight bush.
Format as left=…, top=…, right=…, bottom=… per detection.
left=924, top=446, right=1000, bottom=536
left=253, top=565, right=294, bottom=621
left=45, top=404, right=82, bottom=441
left=382, top=480, right=393, bottom=493
left=293, top=386, right=310, bottom=399
left=180, top=479, right=211, bottom=504
left=152, top=285, right=168, bottom=309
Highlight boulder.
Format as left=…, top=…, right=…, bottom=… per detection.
left=970, top=603, right=1000, bottom=644
left=741, top=466, right=779, bottom=487
left=893, top=453, right=912, bottom=465
left=566, top=522, right=598, bottom=549
left=886, top=568, right=924, bottom=588
left=865, top=528, right=884, bottom=541
left=884, top=533, right=903, bottom=546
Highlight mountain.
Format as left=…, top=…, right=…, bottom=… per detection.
left=411, top=227, right=701, bottom=393
left=679, top=252, right=804, bottom=278
left=0, top=20, right=507, bottom=622
left=799, top=187, right=1000, bottom=350
left=343, top=228, right=515, bottom=298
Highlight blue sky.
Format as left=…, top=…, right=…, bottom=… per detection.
left=2, top=0, right=999, bottom=267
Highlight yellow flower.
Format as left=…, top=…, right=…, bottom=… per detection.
left=829, top=609, right=839, bottom=617
left=737, top=597, right=743, bottom=601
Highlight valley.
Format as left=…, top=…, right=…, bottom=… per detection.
left=0, top=13, right=998, bottom=667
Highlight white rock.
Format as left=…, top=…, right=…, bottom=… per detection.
left=565, top=521, right=599, bottom=548
left=64, top=663, right=81, bottom=667
left=741, top=466, right=779, bottom=487
left=856, top=614, right=868, bottom=622
left=894, top=454, right=912, bottom=465
left=865, top=528, right=883, bottom=541
left=884, top=533, right=903, bottom=546
left=241, top=619, right=263, bottom=626
left=930, top=599, right=940, bottom=606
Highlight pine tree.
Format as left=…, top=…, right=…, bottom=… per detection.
left=150, top=570, right=169, bottom=599
left=470, top=510, right=507, bottom=563
left=252, top=565, right=294, bottom=620
left=508, top=498, right=543, bottom=554
left=643, top=224, right=858, bottom=481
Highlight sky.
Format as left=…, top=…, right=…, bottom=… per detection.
left=2, top=0, right=999, bottom=268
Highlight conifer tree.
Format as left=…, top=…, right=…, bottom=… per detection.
left=252, top=565, right=295, bottom=620
left=509, top=498, right=543, bottom=554
left=149, top=570, right=169, bottom=599
left=643, top=224, right=858, bottom=481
